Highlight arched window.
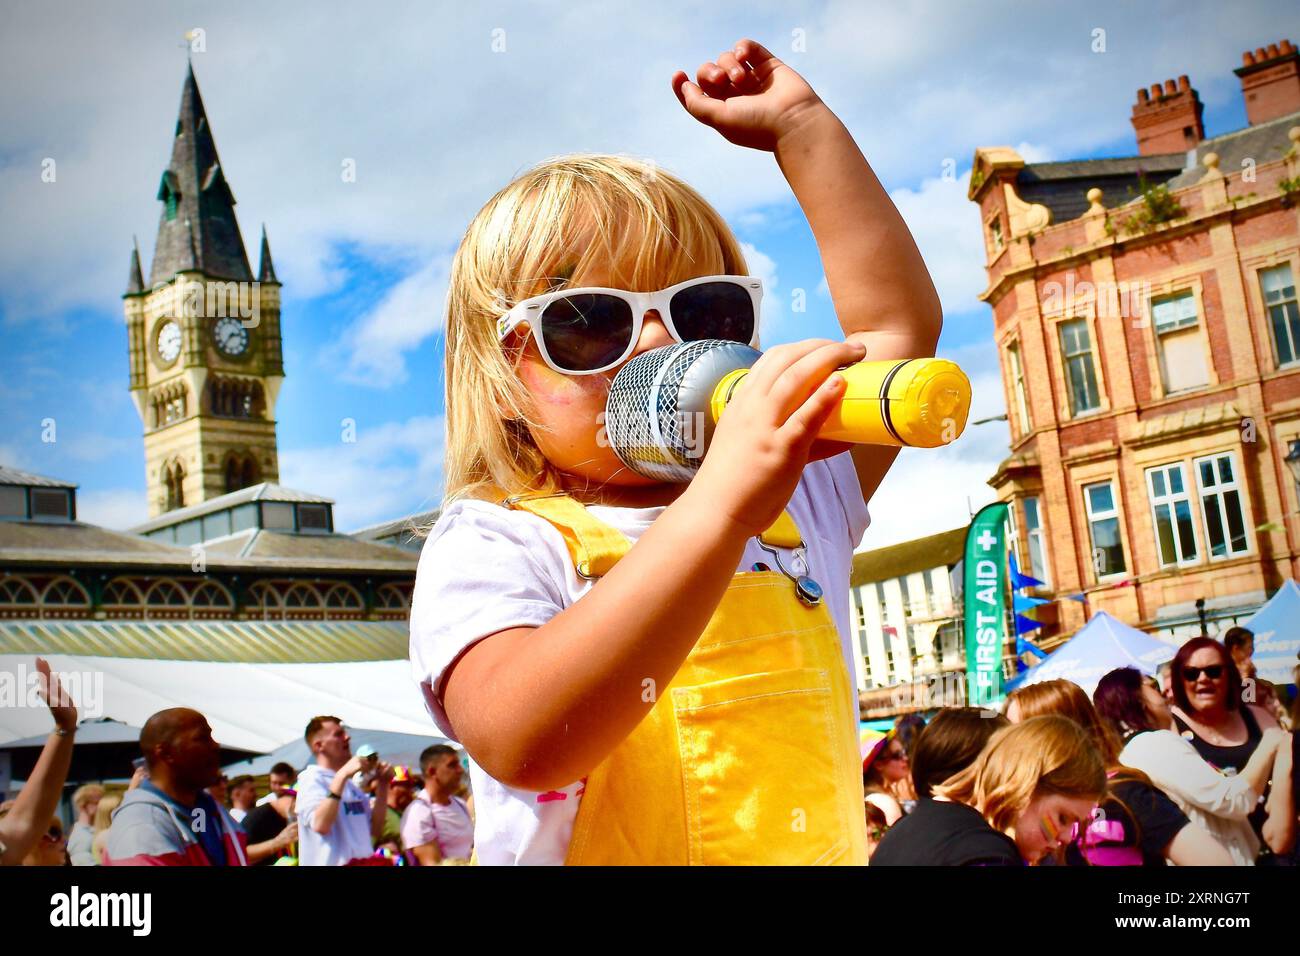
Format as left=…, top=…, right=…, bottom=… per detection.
left=282, top=583, right=323, bottom=609
left=245, top=581, right=283, bottom=620
left=323, top=583, right=364, bottom=610
left=375, top=583, right=411, bottom=611
left=0, top=576, right=40, bottom=607
left=190, top=580, right=233, bottom=609
left=224, top=452, right=260, bottom=494
left=209, top=377, right=263, bottom=421
left=41, top=576, right=91, bottom=606
left=102, top=577, right=145, bottom=607
left=145, top=579, right=188, bottom=606
left=164, top=460, right=185, bottom=511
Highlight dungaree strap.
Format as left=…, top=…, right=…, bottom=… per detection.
left=492, top=487, right=804, bottom=577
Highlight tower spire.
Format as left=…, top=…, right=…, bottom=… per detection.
left=258, top=224, right=279, bottom=284
left=126, top=236, right=145, bottom=294
left=147, top=62, right=252, bottom=286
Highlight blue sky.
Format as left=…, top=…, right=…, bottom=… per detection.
left=1, top=0, right=1293, bottom=547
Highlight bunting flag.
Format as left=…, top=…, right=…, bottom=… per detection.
left=1065, top=592, right=1089, bottom=603
left=1016, top=634, right=1049, bottom=660
left=1015, top=612, right=1044, bottom=635
left=1013, top=593, right=1051, bottom=614
left=1009, top=550, right=1046, bottom=591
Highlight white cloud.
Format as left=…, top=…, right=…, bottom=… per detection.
left=888, top=172, right=988, bottom=319
left=78, top=487, right=148, bottom=530
left=323, top=254, right=451, bottom=387
left=278, top=415, right=445, bottom=530
left=5, top=0, right=1287, bottom=334
left=739, top=241, right=784, bottom=343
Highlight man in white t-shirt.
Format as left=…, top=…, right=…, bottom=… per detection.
left=295, top=716, right=392, bottom=866
left=400, top=744, right=473, bottom=864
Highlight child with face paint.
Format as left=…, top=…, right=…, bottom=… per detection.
left=933, top=716, right=1106, bottom=865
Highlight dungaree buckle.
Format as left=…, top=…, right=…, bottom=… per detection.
left=756, top=539, right=822, bottom=607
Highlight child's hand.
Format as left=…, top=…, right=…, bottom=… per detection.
left=686, top=338, right=866, bottom=539
left=671, top=38, right=825, bottom=152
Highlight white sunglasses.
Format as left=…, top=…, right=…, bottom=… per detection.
left=496, top=274, right=763, bottom=375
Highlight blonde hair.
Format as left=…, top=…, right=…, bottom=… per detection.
left=934, top=714, right=1105, bottom=835
left=72, top=783, right=103, bottom=813
left=93, top=793, right=122, bottom=832
left=440, top=153, right=748, bottom=506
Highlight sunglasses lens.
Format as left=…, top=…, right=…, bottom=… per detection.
left=669, top=281, right=755, bottom=344
left=539, top=294, right=635, bottom=372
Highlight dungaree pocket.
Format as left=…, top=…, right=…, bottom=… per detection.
left=672, top=667, right=853, bottom=865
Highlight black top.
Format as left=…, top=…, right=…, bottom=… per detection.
left=1171, top=706, right=1268, bottom=841
left=870, top=798, right=1022, bottom=867
left=1066, top=778, right=1189, bottom=867
left=241, top=803, right=289, bottom=866
left=1172, top=705, right=1263, bottom=774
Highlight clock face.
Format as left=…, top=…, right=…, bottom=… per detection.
left=157, top=321, right=182, bottom=363
left=213, top=317, right=250, bottom=357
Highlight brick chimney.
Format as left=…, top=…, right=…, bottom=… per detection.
left=1131, top=75, right=1205, bottom=156
left=1235, top=40, right=1300, bottom=125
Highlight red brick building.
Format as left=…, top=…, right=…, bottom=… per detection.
left=970, top=40, right=1300, bottom=644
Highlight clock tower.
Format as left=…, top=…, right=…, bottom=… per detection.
left=123, top=63, right=285, bottom=517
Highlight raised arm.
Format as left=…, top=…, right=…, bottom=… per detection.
left=673, top=38, right=942, bottom=507
left=1130, top=732, right=1276, bottom=820
left=0, top=659, right=76, bottom=866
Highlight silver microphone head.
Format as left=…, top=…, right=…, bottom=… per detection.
left=604, top=340, right=761, bottom=482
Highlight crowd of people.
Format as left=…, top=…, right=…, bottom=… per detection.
left=2, top=623, right=1295, bottom=867
left=0, top=672, right=476, bottom=867
left=868, top=627, right=1297, bottom=866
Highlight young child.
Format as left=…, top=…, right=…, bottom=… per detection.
left=410, top=38, right=942, bottom=865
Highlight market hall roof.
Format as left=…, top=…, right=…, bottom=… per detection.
left=0, top=465, right=77, bottom=489
left=129, top=482, right=334, bottom=535
left=850, top=526, right=967, bottom=589
left=0, top=619, right=409, bottom=663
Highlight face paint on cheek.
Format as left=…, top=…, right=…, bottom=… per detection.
left=1040, top=813, right=1059, bottom=845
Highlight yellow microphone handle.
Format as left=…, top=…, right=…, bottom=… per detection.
left=711, top=358, right=971, bottom=449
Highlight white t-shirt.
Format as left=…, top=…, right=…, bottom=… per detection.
left=295, top=765, right=374, bottom=866
left=409, top=454, right=871, bottom=865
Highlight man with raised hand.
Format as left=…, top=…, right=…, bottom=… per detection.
left=296, top=716, right=392, bottom=866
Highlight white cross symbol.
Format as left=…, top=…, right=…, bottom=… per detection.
left=977, top=530, right=997, bottom=551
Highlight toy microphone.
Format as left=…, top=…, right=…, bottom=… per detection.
left=603, top=340, right=971, bottom=482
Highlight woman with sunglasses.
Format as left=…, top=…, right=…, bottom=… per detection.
left=25, top=820, right=69, bottom=867
left=862, top=734, right=909, bottom=826
left=1093, top=666, right=1289, bottom=865
left=411, top=38, right=943, bottom=865
left=1168, top=637, right=1294, bottom=861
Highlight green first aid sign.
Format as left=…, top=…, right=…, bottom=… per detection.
left=964, top=502, right=1009, bottom=708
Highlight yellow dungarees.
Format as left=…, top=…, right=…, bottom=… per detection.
left=493, top=489, right=867, bottom=866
